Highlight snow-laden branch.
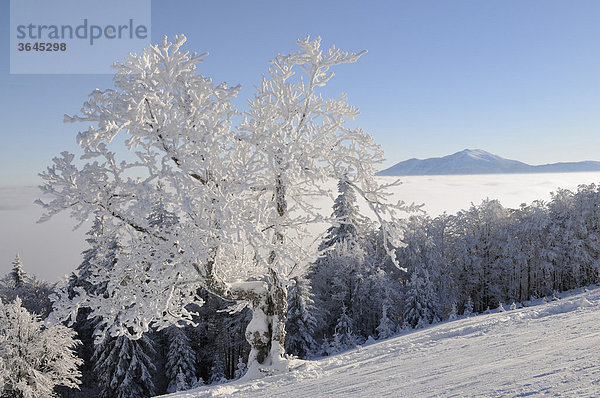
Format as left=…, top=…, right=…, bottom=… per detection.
left=40, top=35, right=413, bottom=374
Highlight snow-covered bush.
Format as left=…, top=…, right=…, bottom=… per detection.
left=0, top=297, right=82, bottom=397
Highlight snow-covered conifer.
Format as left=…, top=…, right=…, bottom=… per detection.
left=376, top=304, right=395, bottom=339
left=165, top=326, right=197, bottom=393
left=209, top=356, right=226, bottom=384
left=0, top=257, right=54, bottom=319
left=285, top=276, right=318, bottom=358
left=319, top=178, right=365, bottom=251
left=331, top=305, right=357, bottom=352
left=448, top=302, right=458, bottom=320
left=310, top=239, right=364, bottom=342
left=92, top=334, right=156, bottom=398
left=10, top=254, right=27, bottom=289
left=404, top=269, right=438, bottom=328
left=234, top=356, right=247, bottom=380
left=464, top=297, right=474, bottom=317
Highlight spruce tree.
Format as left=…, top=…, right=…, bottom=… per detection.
left=68, top=215, right=120, bottom=297
left=448, top=302, right=458, bottom=320
left=404, top=269, right=438, bottom=328
left=92, top=333, right=157, bottom=398
left=165, top=326, right=197, bottom=393
left=310, top=178, right=398, bottom=343
left=463, top=297, right=474, bottom=316
left=209, top=355, right=226, bottom=384
left=10, top=254, right=26, bottom=289
left=376, top=304, right=395, bottom=339
left=66, top=216, right=157, bottom=398
left=331, top=305, right=357, bottom=353
left=319, top=178, right=364, bottom=251
left=234, top=356, right=247, bottom=380
left=0, top=256, right=54, bottom=318
left=285, top=276, right=318, bottom=358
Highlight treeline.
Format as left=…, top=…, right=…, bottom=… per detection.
left=2, top=182, right=600, bottom=397
left=291, top=182, right=600, bottom=356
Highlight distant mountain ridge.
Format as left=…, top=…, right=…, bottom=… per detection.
left=377, top=149, right=600, bottom=176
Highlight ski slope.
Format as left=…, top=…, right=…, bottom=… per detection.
left=164, top=287, right=600, bottom=397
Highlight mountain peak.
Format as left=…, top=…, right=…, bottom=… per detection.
left=377, top=150, right=600, bottom=176
left=461, top=148, right=490, bottom=155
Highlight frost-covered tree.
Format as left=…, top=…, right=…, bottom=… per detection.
left=319, top=178, right=366, bottom=251
left=92, top=334, right=156, bottom=398
left=400, top=215, right=447, bottom=321
left=285, top=276, right=318, bottom=358
left=234, top=356, right=247, bottom=380
left=448, top=302, right=458, bottom=320
left=0, top=297, right=82, bottom=398
left=463, top=297, right=473, bottom=316
left=10, top=254, right=27, bottom=289
left=165, top=326, right=197, bottom=393
left=60, top=215, right=126, bottom=396
left=209, top=356, right=226, bottom=385
left=309, top=179, right=366, bottom=342
left=234, top=36, right=406, bottom=373
left=507, top=201, right=553, bottom=301
left=309, top=178, right=401, bottom=345
left=376, top=303, right=395, bottom=339
left=310, top=240, right=364, bottom=340
left=0, top=257, right=54, bottom=319
left=67, top=215, right=122, bottom=299
left=331, top=305, right=357, bottom=353
left=311, top=236, right=402, bottom=344
left=547, top=186, right=600, bottom=292
left=454, top=200, right=509, bottom=312
left=42, top=35, right=406, bottom=375
left=403, top=269, right=438, bottom=328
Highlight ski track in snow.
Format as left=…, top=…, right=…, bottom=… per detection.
left=163, top=287, right=600, bottom=397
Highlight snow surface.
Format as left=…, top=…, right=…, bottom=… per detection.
left=163, top=287, right=600, bottom=397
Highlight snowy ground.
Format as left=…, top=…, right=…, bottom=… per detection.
left=164, top=287, right=600, bottom=397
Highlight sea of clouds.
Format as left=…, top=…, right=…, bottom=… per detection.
left=2, top=172, right=600, bottom=282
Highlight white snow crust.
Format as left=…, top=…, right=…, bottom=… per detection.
left=163, top=286, right=600, bottom=397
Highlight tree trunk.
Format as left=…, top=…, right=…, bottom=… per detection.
left=243, top=272, right=288, bottom=378
left=243, top=170, right=290, bottom=375
left=204, top=170, right=290, bottom=379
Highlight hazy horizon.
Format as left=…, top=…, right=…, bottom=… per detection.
left=3, top=171, right=600, bottom=283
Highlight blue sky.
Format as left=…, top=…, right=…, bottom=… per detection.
left=1, top=0, right=600, bottom=185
